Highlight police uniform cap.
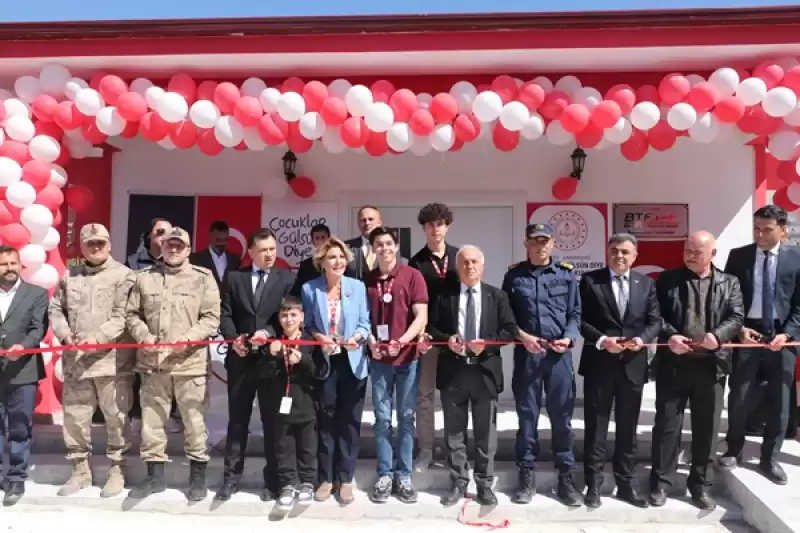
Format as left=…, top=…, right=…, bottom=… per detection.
left=526, top=223, right=554, bottom=240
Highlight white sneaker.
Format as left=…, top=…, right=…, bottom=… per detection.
left=296, top=483, right=313, bottom=505
left=277, top=486, right=295, bottom=511
left=415, top=449, right=433, bottom=473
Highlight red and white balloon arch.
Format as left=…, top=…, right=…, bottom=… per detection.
left=4, top=59, right=800, bottom=289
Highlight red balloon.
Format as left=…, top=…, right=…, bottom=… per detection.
left=453, top=113, right=480, bottom=142
left=0, top=202, right=13, bottom=226
left=22, top=161, right=51, bottom=190
left=89, top=72, right=108, bottom=91
left=52, top=208, right=63, bottom=227
left=139, top=112, right=170, bottom=141
left=320, top=97, right=348, bottom=126
left=197, top=129, right=224, bottom=156
left=782, top=66, right=800, bottom=94
left=575, top=123, right=603, bottom=148
left=552, top=176, right=578, bottom=201
left=0, top=141, right=30, bottom=164
left=370, top=80, right=396, bottom=104
left=98, top=75, right=128, bottom=106
left=605, top=84, right=636, bottom=114
left=281, top=77, right=305, bottom=94
left=54, top=101, right=83, bottom=131
left=81, top=121, right=108, bottom=145
left=340, top=117, right=367, bottom=148
left=492, top=123, right=520, bottom=152
left=515, top=82, right=545, bottom=111
left=233, top=96, right=263, bottom=127
left=714, top=96, right=746, bottom=123
left=590, top=100, right=622, bottom=129
left=258, top=114, right=289, bottom=145
left=36, top=184, right=64, bottom=210
left=168, top=74, right=197, bottom=104
left=4, top=201, right=21, bottom=223
left=170, top=121, right=197, bottom=149
left=197, top=80, right=219, bottom=102
left=365, top=131, right=388, bottom=156
left=66, top=185, right=94, bottom=213
left=491, top=75, right=518, bottom=104
left=621, top=130, right=649, bottom=161
left=34, top=120, right=63, bottom=140
left=290, top=175, right=316, bottom=199
left=0, top=223, right=30, bottom=248
left=0, top=103, right=5, bottom=124
left=753, top=62, right=784, bottom=89
left=389, top=89, right=418, bottom=122
left=302, top=81, right=329, bottom=112
left=213, top=82, right=241, bottom=114
left=409, top=109, right=435, bottom=136
left=429, top=93, right=458, bottom=124
left=773, top=186, right=800, bottom=212
left=658, top=74, right=690, bottom=105
left=449, top=138, right=464, bottom=152
left=32, top=95, right=59, bottom=123
left=286, top=123, right=313, bottom=153
left=120, top=121, right=139, bottom=139
left=635, top=84, right=660, bottom=105
left=686, top=82, right=719, bottom=114
left=53, top=143, right=71, bottom=167
left=561, top=104, right=590, bottom=133
left=647, top=121, right=677, bottom=151
left=777, top=160, right=800, bottom=184
left=116, top=92, right=148, bottom=122
left=539, top=91, right=570, bottom=120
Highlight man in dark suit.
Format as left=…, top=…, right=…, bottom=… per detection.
left=579, top=233, right=661, bottom=509
left=0, top=245, right=49, bottom=506
left=425, top=245, right=517, bottom=507
left=345, top=205, right=407, bottom=280
left=217, top=228, right=295, bottom=502
left=291, top=223, right=330, bottom=296
left=720, top=205, right=800, bottom=484
left=190, top=220, right=242, bottom=292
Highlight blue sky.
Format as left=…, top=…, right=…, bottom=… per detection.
left=2, top=0, right=799, bottom=22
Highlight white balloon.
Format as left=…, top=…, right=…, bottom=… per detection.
left=472, top=91, right=504, bottom=123
left=430, top=124, right=455, bottom=152
left=243, top=128, right=267, bottom=151
left=416, top=93, right=433, bottom=110
left=263, top=176, right=289, bottom=200
left=785, top=106, right=800, bottom=127
left=75, top=88, right=105, bottom=116
left=25, top=263, right=59, bottom=290
left=708, top=68, right=740, bottom=98
left=189, top=100, right=220, bottom=129
left=277, top=92, right=306, bottom=122
left=499, top=102, right=530, bottom=132
left=450, top=81, right=478, bottom=114
left=0, top=157, right=22, bottom=186
left=328, top=79, right=353, bottom=99
left=157, top=138, right=176, bottom=150
left=789, top=182, right=800, bottom=207
left=39, top=64, right=72, bottom=94
left=409, top=135, right=432, bottom=156
left=4, top=98, right=31, bottom=120
left=545, top=121, right=574, bottom=146
left=768, top=131, right=800, bottom=161
left=214, top=116, right=245, bottom=147
left=129, top=78, right=154, bottom=97
left=386, top=123, right=413, bottom=152
left=241, top=78, right=268, bottom=98
left=686, top=74, right=706, bottom=87
left=520, top=113, right=545, bottom=140
left=20, top=204, right=53, bottom=232
left=797, top=157, right=800, bottom=178
left=6, top=181, right=37, bottom=208
left=572, top=87, right=602, bottom=110
left=762, top=87, right=798, bottom=118
left=30, top=225, right=61, bottom=251
left=345, top=85, right=373, bottom=118
left=322, top=126, right=348, bottom=154
left=604, top=117, right=633, bottom=144
left=29, top=135, right=61, bottom=163
left=19, top=244, right=46, bottom=269
left=736, top=77, right=768, bottom=106
left=688, top=113, right=720, bottom=144
left=667, top=103, right=697, bottom=131
left=593, top=138, right=611, bottom=151
left=14, top=76, right=41, bottom=103
left=159, top=92, right=189, bottom=123
left=54, top=358, right=63, bottom=381
left=364, top=102, right=394, bottom=133
left=64, top=77, right=89, bottom=101
left=50, top=165, right=67, bottom=188
left=144, top=86, right=165, bottom=111
left=531, top=76, right=554, bottom=93
left=630, top=102, right=660, bottom=131
left=259, top=88, right=282, bottom=113
left=4, top=115, right=35, bottom=142
left=95, top=107, right=127, bottom=136
left=298, top=112, right=327, bottom=140
left=554, top=75, right=582, bottom=96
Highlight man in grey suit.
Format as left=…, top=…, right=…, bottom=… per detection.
left=0, top=245, right=49, bottom=506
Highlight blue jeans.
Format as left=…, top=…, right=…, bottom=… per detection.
left=370, top=360, right=419, bottom=480
left=0, top=382, right=37, bottom=482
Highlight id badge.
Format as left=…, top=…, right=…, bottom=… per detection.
left=377, top=324, right=390, bottom=341
left=279, top=396, right=292, bottom=414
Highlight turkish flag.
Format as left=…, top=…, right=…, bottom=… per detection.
left=195, top=196, right=262, bottom=264
left=632, top=240, right=685, bottom=280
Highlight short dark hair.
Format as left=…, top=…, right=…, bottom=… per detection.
left=417, top=203, right=454, bottom=226
left=310, top=223, right=330, bottom=237
left=248, top=228, right=277, bottom=248
left=368, top=226, right=397, bottom=245
left=0, top=245, right=19, bottom=256
left=608, top=233, right=638, bottom=248
left=209, top=220, right=229, bottom=232
left=754, top=205, right=789, bottom=226
left=280, top=295, right=303, bottom=312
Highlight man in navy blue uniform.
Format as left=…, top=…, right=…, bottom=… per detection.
left=503, top=223, right=582, bottom=507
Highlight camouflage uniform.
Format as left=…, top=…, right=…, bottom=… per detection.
left=49, top=223, right=136, bottom=497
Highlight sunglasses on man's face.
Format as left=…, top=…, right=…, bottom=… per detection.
left=154, top=228, right=167, bottom=236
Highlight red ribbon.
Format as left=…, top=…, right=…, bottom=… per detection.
left=458, top=498, right=510, bottom=530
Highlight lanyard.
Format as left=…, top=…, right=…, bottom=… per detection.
left=376, top=277, right=394, bottom=324
left=431, top=255, right=448, bottom=279
left=328, top=284, right=341, bottom=337
left=281, top=339, right=299, bottom=396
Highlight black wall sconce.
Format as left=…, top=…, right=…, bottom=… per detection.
left=282, top=150, right=297, bottom=181
left=570, top=147, right=587, bottom=180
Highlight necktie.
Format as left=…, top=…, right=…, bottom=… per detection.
left=254, top=270, right=266, bottom=304
left=366, top=247, right=376, bottom=271
left=615, top=275, right=628, bottom=318
left=465, top=288, right=477, bottom=342
left=762, top=251, right=774, bottom=332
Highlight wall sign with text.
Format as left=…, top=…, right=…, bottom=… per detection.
left=264, top=201, right=338, bottom=269
left=612, top=203, right=689, bottom=239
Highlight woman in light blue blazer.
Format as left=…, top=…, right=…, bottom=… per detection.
left=300, top=236, right=370, bottom=505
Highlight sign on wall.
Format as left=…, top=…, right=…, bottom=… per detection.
left=527, top=203, right=608, bottom=278
left=612, top=203, right=689, bottom=239
left=264, top=201, right=338, bottom=268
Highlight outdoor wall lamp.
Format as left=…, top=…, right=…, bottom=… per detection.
left=282, top=150, right=297, bottom=181
left=570, top=147, right=587, bottom=180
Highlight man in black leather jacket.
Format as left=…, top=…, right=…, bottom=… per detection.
left=649, top=231, right=744, bottom=511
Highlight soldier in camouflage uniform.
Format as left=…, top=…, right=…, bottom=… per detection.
left=125, top=227, right=220, bottom=501
left=49, top=223, right=137, bottom=498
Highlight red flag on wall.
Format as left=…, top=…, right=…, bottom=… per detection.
left=633, top=240, right=685, bottom=279
left=195, top=196, right=262, bottom=264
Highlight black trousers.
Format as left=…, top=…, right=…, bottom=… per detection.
left=222, top=372, right=275, bottom=490
left=726, top=344, right=796, bottom=462
left=274, top=418, right=318, bottom=488
left=583, top=370, right=643, bottom=487
left=650, top=360, right=725, bottom=492
left=441, top=366, right=497, bottom=487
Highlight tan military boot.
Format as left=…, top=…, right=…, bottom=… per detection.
left=58, top=459, right=92, bottom=496
left=101, top=462, right=125, bottom=498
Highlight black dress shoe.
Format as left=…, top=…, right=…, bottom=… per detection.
left=3, top=481, right=24, bottom=507
left=556, top=474, right=582, bottom=508
left=584, top=486, right=601, bottom=508
left=649, top=487, right=667, bottom=507
left=759, top=461, right=788, bottom=485
left=440, top=482, right=467, bottom=507
left=616, top=486, right=648, bottom=508
left=261, top=487, right=278, bottom=502
left=476, top=485, right=497, bottom=506
left=214, top=479, right=238, bottom=501
left=690, top=489, right=716, bottom=510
